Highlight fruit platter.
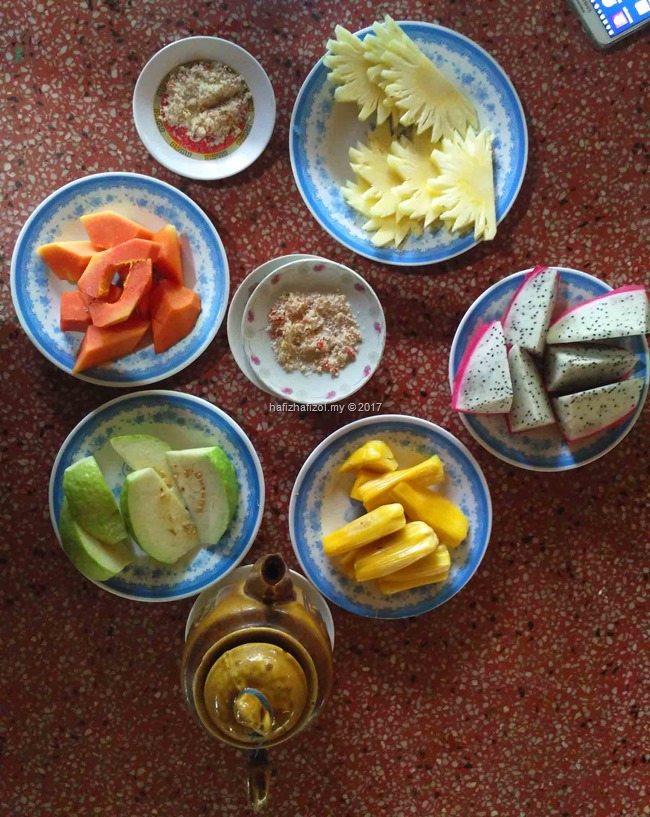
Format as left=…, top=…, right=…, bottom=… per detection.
left=4, top=6, right=649, bottom=816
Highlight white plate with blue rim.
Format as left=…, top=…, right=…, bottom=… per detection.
left=289, top=414, right=492, bottom=619
left=10, top=172, right=229, bottom=387
left=49, top=390, right=264, bottom=602
left=227, top=253, right=321, bottom=394
left=449, top=268, right=649, bottom=471
left=241, top=257, right=386, bottom=404
left=290, top=21, right=527, bottom=266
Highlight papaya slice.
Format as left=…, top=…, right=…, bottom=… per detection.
left=37, top=240, right=96, bottom=282
left=77, top=239, right=160, bottom=299
left=60, top=290, right=91, bottom=332
left=152, top=224, right=184, bottom=285
left=88, top=260, right=153, bottom=328
left=73, top=317, right=150, bottom=373
left=136, top=287, right=151, bottom=320
left=150, top=280, right=201, bottom=353
left=81, top=211, right=153, bottom=249
left=78, top=283, right=122, bottom=309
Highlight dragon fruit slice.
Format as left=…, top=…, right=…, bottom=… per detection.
left=545, top=344, right=638, bottom=393
left=452, top=321, right=513, bottom=414
left=546, top=285, right=649, bottom=344
left=506, top=345, right=555, bottom=433
left=502, top=266, right=558, bottom=356
left=552, top=377, right=644, bottom=442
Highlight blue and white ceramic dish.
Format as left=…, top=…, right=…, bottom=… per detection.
left=241, top=257, right=386, bottom=404
left=227, top=253, right=320, bottom=394
left=290, top=21, right=527, bottom=266
left=11, top=172, right=229, bottom=386
left=49, top=391, right=264, bottom=602
left=449, top=268, right=649, bottom=471
left=289, top=415, right=492, bottom=619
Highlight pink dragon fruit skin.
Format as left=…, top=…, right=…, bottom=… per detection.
left=452, top=321, right=513, bottom=414
left=506, top=345, right=555, bottom=433
left=546, top=285, right=648, bottom=344
left=552, top=377, right=644, bottom=442
left=502, top=266, right=558, bottom=356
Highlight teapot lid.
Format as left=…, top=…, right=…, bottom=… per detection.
left=203, top=642, right=309, bottom=745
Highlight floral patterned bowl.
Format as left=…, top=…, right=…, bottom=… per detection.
left=49, top=390, right=264, bottom=602
left=290, top=21, right=527, bottom=266
left=10, top=172, right=229, bottom=387
left=449, top=268, right=649, bottom=471
left=240, top=257, right=386, bottom=404
left=289, top=414, right=492, bottom=619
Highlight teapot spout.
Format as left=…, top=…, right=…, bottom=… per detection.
left=247, top=748, right=270, bottom=811
left=244, top=554, right=296, bottom=605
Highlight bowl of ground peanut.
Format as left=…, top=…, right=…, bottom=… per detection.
left=240, top=257, right=386, bottom=404
left=133, top=36, right=276, bottom=180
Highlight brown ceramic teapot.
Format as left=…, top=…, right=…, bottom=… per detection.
left=182, top=554, right=334, bottom=810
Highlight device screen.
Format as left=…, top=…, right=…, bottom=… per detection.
left=588, top=0, right=650, bottom=37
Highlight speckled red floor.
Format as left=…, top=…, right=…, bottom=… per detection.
left=1, top=2, right=648, bottom=816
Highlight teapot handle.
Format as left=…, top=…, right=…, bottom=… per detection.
left=247, top=749, right=270, bottom=811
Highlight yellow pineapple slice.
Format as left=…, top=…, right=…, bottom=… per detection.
left=341, top=178, right=376, bottom=218
left=348, top=124, right=404, bottom=220
left=372, top=16, right=478, bottom=141
left=363, top=15, right=412, bottom=79
left=387, top=131, right=443, bottom=227
left=362, top=213, right=423, bottom=248
left=324, top=25, right=393, bottom=124
left=428, top=128, right=496, bottom=241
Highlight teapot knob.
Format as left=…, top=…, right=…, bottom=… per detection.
left=234, top=688, right=274, bottom=736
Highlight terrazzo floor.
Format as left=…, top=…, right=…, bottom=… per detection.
left=1, top=2, right=648, bottom=816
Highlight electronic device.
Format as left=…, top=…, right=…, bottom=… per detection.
left=568, top=0, right=650, bottom=48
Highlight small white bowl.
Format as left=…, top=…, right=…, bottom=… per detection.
left=240, top=258, right=386, bottom=404
left=133, top=36, right=276, bottom=180
left=227, top=254, right=321, bottom=394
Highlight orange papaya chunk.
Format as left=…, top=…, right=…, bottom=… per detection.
left=78, top=283, right=122, bottom=309
left=81, top=211, right=153, bottom=249
left=150, top=280, right=201, bottom=354
left=73, top=317, right=150, bottom=373
left=152, top=224, right=184, bottom=285
left=77, top=239, right=160, bottom=299
left=37, top=240, right=96, bottom=282
left=89, top=259, right=152, bottom=328
left=60, top=290, right=91, bottom=332
left=136, top=286, right=152, bottom=320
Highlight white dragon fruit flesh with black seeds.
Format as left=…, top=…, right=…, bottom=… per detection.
left=502, top=266, right=558, bottom=356
left=452, top=321, right=513, bottom=414
left=552, top=377, right=643, bottom=442
left=546, top=286, right=649, bottom=345
left=545, top=344, right=638, bottom=393
left=506, top=345, right=555, bottom=433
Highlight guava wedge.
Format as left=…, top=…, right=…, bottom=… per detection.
left=62, top=455, right=127, bottom=545
left=165, top=447, right=239, bottom=545
left=110, top=434, right=173, bottom=484
left=59, top=499, right=133, bottom=581
left=120, top=467, right=199, bottom=563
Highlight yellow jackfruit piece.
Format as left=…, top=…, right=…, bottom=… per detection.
left=322, top=503, right=406, bottom=557
left=359, top=455, right=445, bottom=511
left=384, top=544, right=450, bottom=583
left=339, top=440, right=398, bottom=474
left=354, top=521, right=438, bottom=581
left=378, top=569, right=450, bottom=595
left=391, top=483, right=469, bottom=547
left=349, top=469, right=377, bottom=501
